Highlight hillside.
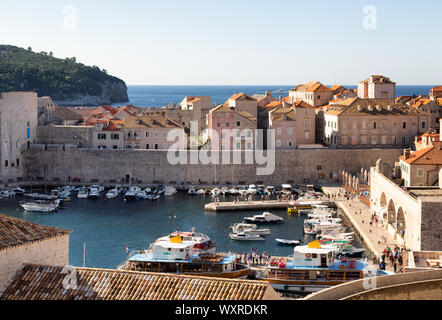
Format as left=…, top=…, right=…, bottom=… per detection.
left=0, top=45, right=128, bottom=106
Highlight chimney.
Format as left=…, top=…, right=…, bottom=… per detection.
left=403, top=148, right=411, bottom=160
left=266, top=90, right=272, bottom=97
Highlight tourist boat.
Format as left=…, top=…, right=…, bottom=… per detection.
left=247, top=184, right=258, bottom=195
left=89, top=186, right=100, bottom=199
left=106, top=188, right=120, bottom=199
left=281, top=184, right=292, bottom=195
left=124, top=186, right=141, bottom=201
left=287, top=204, right=313, bottom=215
left=188, top=187, right=197, bottom=196
left=229, top=231, right=266, bottom=241
left=265, top=186, right=275, bottom=195
left=77, top=188, right=89, bottom=199
left=210, top=188, right=221, bottom=196
left=276, top=239, right=303, bottom=246
left=244, top=212, right=284, bottom=224
left=164, top=186, right=177, bottom=196
left=256, top=241, right=384, bottom=294
left=20, top=201, right=57, bottom=213
left=304, top=222, right=343, bottom=235
left=230, top=223, right=271, bottom=235
left=118, top=230, right=250, bottom=279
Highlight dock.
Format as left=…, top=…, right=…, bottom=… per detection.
left=204, top=199, right=334, bottom=212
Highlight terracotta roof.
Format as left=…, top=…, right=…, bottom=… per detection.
left=263, top=100, right=283, bottom=108
left=229, top=93, right=257, bottom=102
left=291, top=81, right=332, bottom=93
left=0, top=214, right=71, bottom=251
left=293, top=100, right=314, bottom=108
left=210, top=105, right=257, bottom=122
left=395, top=96, right=413, bottom=104
left=400, top=141, right=442, bottom=165
left=269, top=107, right=296, bottom=121
left=359, top=75, right=395, bottom=84
left=102, top=119, right=124, bottom=131
left=123, top=115, right=184, bottom=129
left=1, top=264, right=274, bottom=300
left=53, top=106, right=83, bottom=122
left=325, top=98, right=427, bottom=116
left=185, top=97, right=200, bottom=104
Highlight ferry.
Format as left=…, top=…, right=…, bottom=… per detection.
left=256, top=241, right=388, bottom=293
left=118, top=230, right=250, bottom=279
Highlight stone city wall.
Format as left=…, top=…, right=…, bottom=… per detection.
left=23, top=145, right=402, bottom=186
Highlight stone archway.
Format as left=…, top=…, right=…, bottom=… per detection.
left=387, top=199, right=396, bottom=226
left=396, top=207, right=406, bottom=239
left=380, top=192, right=387, bottom=208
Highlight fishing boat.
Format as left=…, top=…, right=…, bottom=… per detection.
left=77, top=187, right=89, bottom=199
left=20, top=201, right=57, bottom=213
left=230, top=223, right=271, bottom=235
left=275, top=239, right=303, bottom=246
left=124, top=186, right=141, bottom=201
left=164, top=186, right=177, bottom=196
left=118, top=230, right=249, bottom=279
left=244, top=211, right=284, bottom=224
left=229, top=231, right=266, bottom=241
left=256, top=240, right=389, bottom=294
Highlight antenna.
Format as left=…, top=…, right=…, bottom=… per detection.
left=168, top=210, right=176, bottom=238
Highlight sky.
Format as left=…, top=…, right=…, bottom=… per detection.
left=0, top=0, right=441, bottom=86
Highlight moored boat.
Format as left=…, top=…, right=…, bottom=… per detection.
left=230, top=223, right=271, bottom=235
left=275, top=239, right=303, bottom=246
left=20, top=201, right=57, bottom=213
left=229, top=231, right=265, bottom=241
left=244, top=211, right=284, bottom=224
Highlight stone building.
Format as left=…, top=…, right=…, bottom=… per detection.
left=37, top=96, right=82, bottom=126
left=226, top=93, right=258, bottom=119
left=358, top=75, right=396, bottom=99
left=399, top=140, right=442, bottom=187
left=0, top=214, right=71, bottom=296
left=370, top=161, right=442, bottom=251
left=91, top=119, right=125, bottom=150
left=407, top=97, right=440, bottom=130
left=324, top=98, right=432, bottom=148
left=0, top=92, right=38, bottom=182
left=207, top=104, right=256, bottom=150
left=123, top=114, right=185, bottom=150
left=288, top=81, right=334, bottom=107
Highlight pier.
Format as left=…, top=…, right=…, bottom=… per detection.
left=204, top=199, right=335, bottom=212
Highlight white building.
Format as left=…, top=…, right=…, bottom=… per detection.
left=0, top=92, right=38, bottom=182
left=358, top=75, right=396, bottom=99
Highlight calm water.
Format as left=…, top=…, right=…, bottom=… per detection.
left=113, top=85, right=435, bottom=108
left=0, top=192, right=323, bottom=269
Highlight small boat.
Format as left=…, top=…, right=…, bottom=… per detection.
left=156, top=187, right=166, bottom=195
left=336, top=245, right=365, bottom=258
left=265, top=186, right=275, bottom=195
left=229, top=187, right=239, bottom=195
left=164, top=186, right=177, bottom=196
left=276, top=239, right=303, bottom=246
left=106, top=189, right=120, bottom=199
left=281, top=184, right=293, bottom=195
left=188, top=187, right=197, bottom=196
left=196, top=189, right=206, bottom=195
left=244, top=212, right=284, bottom=224
left=247, top=184, right=258, bottom=195
left=24, top=193, right=56, bottom=200
left=89, top=186, right=100, bottom=199
left=20, top=201, right=57, bottom=213
left=230, top=223, right=271, bottom=235
left=144, top=187, right=152, bottom=194
left=124, top=186, right=141, bottom=201
left=237, top=186, right=248, bottom=196
left=221, top=187, right=230, bottom=195
left=12, top=187, right=26, bottom=195
left=229, top=231, right=266, bottom=241
left=77, top=188, right=89, bottom=199
left=211, top=188, right=221, bottom=196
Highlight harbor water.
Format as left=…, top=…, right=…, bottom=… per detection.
left=0, top=192, right=351, bottom=269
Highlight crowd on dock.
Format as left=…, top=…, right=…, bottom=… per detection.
left=379, top=245, right=405, bottom=273
left=235, top=249, right=278, bottom=266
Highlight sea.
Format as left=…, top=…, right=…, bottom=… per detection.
left=114, top=85, right=435, bottom=108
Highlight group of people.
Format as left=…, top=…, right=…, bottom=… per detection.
left=379, top=245, right=405, bottom=273
left=238, top=249, right=271, bottom=266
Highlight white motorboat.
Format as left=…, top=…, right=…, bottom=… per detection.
left=229, top=231, right=266, bottom=241
left=211, top=188, right=221, bottom=196
left=265, top=186, right=275, bottom=195
left=247, top=184, right=258, bottom=195
left=124, top=186, right=141, bottom=201
left=237, top=186, right=248, bottom=196
left=144, top=187, right=152, bottom=194
left=281, top=184, right=292, bottom=195
left=244, top=212, right=284, bottom=224
left=188, top=187, right=197, bottom=196
left=20, top=201, right=57, bottom=213
left=229, top=187, right=239, bottom=195
left=12, top=187, right=26, bottom=195
left=164, top=186, right=177, bottom=196
left=276, top=239, right=303, bottom=246
left=230, top=223, right=271, bottom=235
left=77, top=187, right=89, bottom=199
left=196, top=189, right=206, bottom=195
left=106, top=189, right=119, bottom=199
left=89, top=186, right=100, bottom=199
left=221, top=187, right=229, bottom=195
left=91, top=185, right=104, bottom=192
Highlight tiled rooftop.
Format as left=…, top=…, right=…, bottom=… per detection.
left=1, top=264, right=274, bottom=300
left=0, top=214, right=71, bottom=251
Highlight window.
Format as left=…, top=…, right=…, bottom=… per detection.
left=155, top=144, right=159, bottom=149
left=287, top=127, right=292, bottom=135
left=98, top=133, right=106, bottom=140
left=162, top=143, right=168, bottom=149
left=16, top=158, right=19, bottom=166
left=217, top=122, right=221, bottom=128
left=304, top=119, right=310, bottom=127
left=276, top=140, right=281, bottom=147
left=163, top=132, right=167, bottom=138
left=276, top=127, right=282, bottom=136
left=146, top=132, right=150, bottom=138
left=146, top=144, right=150, bottom=149
left=247, top=130, right=252, bottom=138
left=402, top=136, right=406, bottom=145
left=236, top=142, right=241, bottom=149
left=422, top=121, right=426, bottom=129
left=237, top=121, right=241, bottom=127
left=287, top=140, right=293, bottom=147
left=304, top=131, right=310, bottom=140
left=402, top=122, right=407, bottom=129
left=111, top=134, right=119, bottom=140
left=246, top=142, right=252, bottom=150
left=154, top=131, right=159, bottom=137
left=392, top=136, right=397, bottom=145
left=226, top=122, right=230, bottom=128
left=5, top=160, right=8, bottom=167
left=373, top=122, right=377, bottom=129
left=417, top=169, right=424, bottom=177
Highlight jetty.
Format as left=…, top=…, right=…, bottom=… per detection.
left=204, top=199, right=334, bottom=212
